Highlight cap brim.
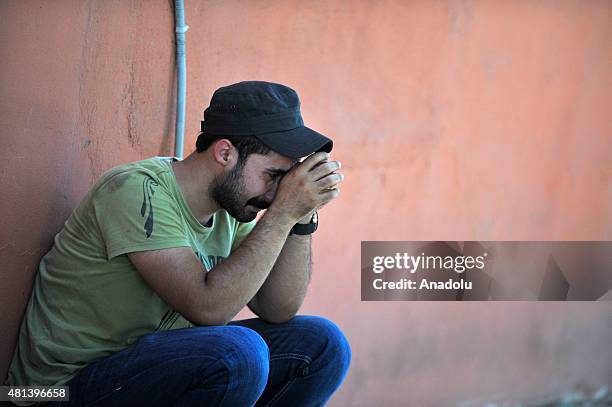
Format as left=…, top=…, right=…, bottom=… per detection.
left=255, top=126, right=333, bottom=159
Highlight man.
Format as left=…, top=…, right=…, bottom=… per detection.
left=7, top=81, right=351, bottom=406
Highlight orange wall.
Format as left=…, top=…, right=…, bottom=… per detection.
left=1, top=1, right=611, bottom=405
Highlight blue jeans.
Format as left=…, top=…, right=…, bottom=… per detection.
left=47, top=315, right=351, bottom=406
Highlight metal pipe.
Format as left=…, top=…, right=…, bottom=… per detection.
left=173, top=0, right=189, bottom=160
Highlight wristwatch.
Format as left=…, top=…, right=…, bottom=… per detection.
left=290, top=212, right=318, bottom=236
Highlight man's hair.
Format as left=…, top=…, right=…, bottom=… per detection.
left=195, top=133, right=271, bottom=164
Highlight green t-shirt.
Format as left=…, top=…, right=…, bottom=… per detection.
left=6, top=157, right=256, bottom=390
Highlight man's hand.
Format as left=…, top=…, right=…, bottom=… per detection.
left=269, top=152, right=344, bottom=223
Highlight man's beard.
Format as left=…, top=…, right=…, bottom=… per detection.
left=209, top=163, right=270, bottom=223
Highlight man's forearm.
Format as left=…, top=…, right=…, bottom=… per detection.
left=201, top=209, right=294, bottom=324
left=249, top=232, right=312, bottom=323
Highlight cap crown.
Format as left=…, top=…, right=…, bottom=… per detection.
left=202, top=81, right=304, bottom=135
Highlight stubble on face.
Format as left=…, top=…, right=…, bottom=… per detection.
left=209, top=161, right=270, bottom=223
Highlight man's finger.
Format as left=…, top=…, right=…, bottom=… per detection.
left=311, top=161, right=341, bottom=181
left=316, top=173, right=344, bottom=190
left=319, top=187, right=340, bottom=202
left=300, top=152, right=330, bottom=172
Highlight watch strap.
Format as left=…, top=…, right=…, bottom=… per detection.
left=289, top=213, right=318, bottom=236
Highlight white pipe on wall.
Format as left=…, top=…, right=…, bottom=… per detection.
left=173, top=0, right=189, bottom=160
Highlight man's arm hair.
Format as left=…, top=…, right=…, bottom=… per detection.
left=128, top=210, right=293, bottom=326
left=246, top=232, right=312, bottom=324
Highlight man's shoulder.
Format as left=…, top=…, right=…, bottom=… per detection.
left=93, top=157, right=174, bottom=193
left=101, top=157, right=171, bottom=181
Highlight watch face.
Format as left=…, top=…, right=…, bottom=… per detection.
left=312, top=211, right=318, bottom=224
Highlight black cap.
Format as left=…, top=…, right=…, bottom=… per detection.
left=199, top=81, right=333, bottom=158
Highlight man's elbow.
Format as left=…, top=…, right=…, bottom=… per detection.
left=200, top=309, right=295, bottom=326
left=259, top=308, right=298, bottom=324
left=190, top=307, right=234, bottom=327
left=200, top=315, right=232, bottom=326
left=249, top=296, right=301, bottom=324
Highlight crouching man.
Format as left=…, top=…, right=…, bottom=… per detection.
left=7, top=81, right=351, bottom=406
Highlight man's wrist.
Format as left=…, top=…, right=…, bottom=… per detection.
left=297, top=210, right=316, bottom=224
left=262, top=207, right=295, bottom=231
left=290, top=211, right=318, bottom=236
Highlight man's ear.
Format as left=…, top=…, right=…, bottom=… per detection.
left=212, top=139, right=237, bottom=168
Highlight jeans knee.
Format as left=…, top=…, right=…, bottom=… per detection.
left=221, top=326, right=270, bottom=395
left=320, top=318, right=352, bottom=375
left=296, top=316, right=352, bottom=379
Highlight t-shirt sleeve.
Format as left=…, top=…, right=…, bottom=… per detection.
left=92, top=171, right=191, bottom=260
left=231, top=218, right=257, bottom=252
